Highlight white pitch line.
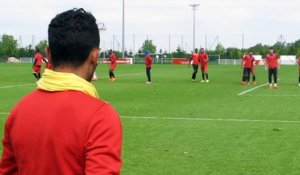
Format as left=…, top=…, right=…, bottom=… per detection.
left=121, top=116, right=300, bottom=124
left=0, top=72, right=143, bottom=90
left=0, top=83, right=35, bottom=89
left=0, top=112, right=9, bottom=115
left=237, top=83, right=269, bottom=96
left=243, top=94, right=300, bottom=97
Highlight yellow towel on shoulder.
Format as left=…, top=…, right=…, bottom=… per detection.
left=37, top=69, right=99, bottom=99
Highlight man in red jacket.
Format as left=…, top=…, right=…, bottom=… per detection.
left=0, top=8, right=122, bottom=175
left=199, top=48, right=209, bottom=83
left=108, top=49, right=117, bottom=81
left=265, top=47, right=280, bottom=89
left=145, top=50, right=152, bottom=84
left=189, top=48, right=200, bottom=81
left=32, top=47, right=43, bottom=80
left=241, top=51, right=255, bottom=85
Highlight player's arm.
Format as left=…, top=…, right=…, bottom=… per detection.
left=42, top=58, right=48, bottom=63
left=32, top=57, right=37, bottom=67
left=277, top=57, right=280, bottom=69
left=242, top=59, right=245, bottom=68
left=84, top=105, right=122, bottom=175
left=265, top=57, right=268, bottom=70
left=0, top=114, right=18, bottom=174
left=188, top=55, right=192, bottom=67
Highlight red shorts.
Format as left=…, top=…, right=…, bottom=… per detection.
left=201, top=65, right=208, bottom=72
left=110, top=63, right=117, bottom=71
left=45, top=63, right=52, bottom=70
left=33, top=65, right=41, bottom=73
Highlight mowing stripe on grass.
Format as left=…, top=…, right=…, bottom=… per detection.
left=0, top=83, right=35, bottom=89
left=237, top=83, right=269, bottom=96
left=121, top=116, right=300, bottom=124
left=0, top=72, right=143, bottom=90
left=99, top=72, right=143, bottom=79
left=243, top=94, right=300, bottom=97
left=1, top=113, right=299, bottom=123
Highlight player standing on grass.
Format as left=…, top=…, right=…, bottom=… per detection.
left=32, top=47, right=43, bottom=80
left=0, top=8, right=122, bottom=175
left=250, top=52, right=256, bottom=85
left=265, top=47, right=280, bottom=89
left=145, top=50, right=152, bottom=84
left=108, top=49, right=117, bottom=81
left=189, top=48, right=200, bottom=81
left=199, top=48, right=209, bottom=83
left=241, top=51, right=255, bottom=85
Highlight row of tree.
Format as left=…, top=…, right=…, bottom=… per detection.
left=1, top=34, right=300, bottom=60
left=0, top=34, right=48, bottom=60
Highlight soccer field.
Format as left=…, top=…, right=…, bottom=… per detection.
left=0, top=63, right=300, bottom=174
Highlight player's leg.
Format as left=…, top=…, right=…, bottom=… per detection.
left=298, top=66, right=300, bottom=86
left=200, top=66, right=205, bottom=82
left=242, top=68, right=247, bottom=84
left=33, top=72, right=39, bottom=80
left=111, top=71, right=115, bottom=78
left=246, top=68, right=251, bottom=83
left=109, top=70, right=112, bottom=79
left=251, top=67, right=256, bottom=84
left=192, top=64, right=198, bottom=81
left=273, top=68, right=278, bottom=88
left=33, top=66, right=41, bottom=80
left=204, top=66, right=209, bottom=82
left=268, top=68, right=272, bottom=88
left=146, top=67, right=151, bottom=83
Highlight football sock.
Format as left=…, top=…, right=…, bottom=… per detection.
left=33, top=73, right=39, bottom=80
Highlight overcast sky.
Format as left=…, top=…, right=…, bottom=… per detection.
left=1, top=0, right=300, bottom=52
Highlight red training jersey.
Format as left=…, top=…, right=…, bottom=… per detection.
left=298, top=57, right=300, bottom=65
left=266, top=54, right=278, bottom=68
left=191, top=53, right=200, bottom=65
left=145, top=55, right=152, bottom=67
left=0, top=90, right=122, bottom=175
left=199, top=52, right=209, bottom=66
left=109, top=53, right=117, bottom=64
left=34, top=53, right=43, bottom=66
left=243, top=54, right=255, bottom=68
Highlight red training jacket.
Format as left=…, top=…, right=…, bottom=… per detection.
left=34, top=53, right=43, bottom=66
left=266, top=54, right=278, bottom=68
left=0, top=90, right=122, bottom=175
left=190, top=53, right=200, bottom=65
left=145, top=55, right=152, bottom=68
left=199, top=52, right=209, bottom=66
left=243, top=54, right=255, bottom=68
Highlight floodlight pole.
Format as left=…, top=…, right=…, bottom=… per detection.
left=122, top=0, right=125, bottom=58
left=190, top=4, right=199, bottom=51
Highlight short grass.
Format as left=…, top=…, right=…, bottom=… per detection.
left=0, top=63, right=300, bottom=175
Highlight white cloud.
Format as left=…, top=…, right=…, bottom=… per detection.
left=1, top=0, right=300, bottom=50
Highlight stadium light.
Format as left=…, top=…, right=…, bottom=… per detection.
left=122, top=0, right=125, bottom=58
left=189, top=4, right=199, bottom=51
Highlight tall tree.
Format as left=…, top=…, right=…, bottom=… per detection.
left=0, top=34, right=18, bottom=57
left=141, top=39, right=156, bottom=54
left=36, top=39, right=48, bottom=56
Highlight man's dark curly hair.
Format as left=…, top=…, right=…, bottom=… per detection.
left=48, top=8, right=100, bottom=68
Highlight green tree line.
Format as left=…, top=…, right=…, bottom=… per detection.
left=1, top=34, right=300, bottom=61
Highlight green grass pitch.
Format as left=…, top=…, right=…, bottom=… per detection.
left=0, top=63, right=300, bottom=175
